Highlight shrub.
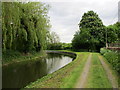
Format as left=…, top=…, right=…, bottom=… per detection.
left=62, top=43, right=72, bottom=50
left=100, top=48, right=111, bottom=55
left=47, top=43, right=63, bottom=50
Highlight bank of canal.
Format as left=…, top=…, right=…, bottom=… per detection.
left=3, top=51, right=76, bottom=88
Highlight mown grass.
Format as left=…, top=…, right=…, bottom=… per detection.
left=24, top=52, right=90, bottom=88
left=85, top=53, right=112, bottom=88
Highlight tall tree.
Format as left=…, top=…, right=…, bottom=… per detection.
left=72, top=11, right=106, bottom=51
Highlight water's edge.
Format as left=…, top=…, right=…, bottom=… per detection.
left=24, top=51, right=77, bottom=88
left=46, top=50, right=77, bottom=60
left=3, top=51, right=77, bottom=88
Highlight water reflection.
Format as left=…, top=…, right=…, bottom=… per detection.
left=2, top=53, right=73, bottom=88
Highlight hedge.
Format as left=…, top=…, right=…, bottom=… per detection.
left=100, top=48, right=120, bottom=73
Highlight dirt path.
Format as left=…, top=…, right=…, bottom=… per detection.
left=98, top=55, right=118, bottom=88
left=75, top=53, right=92, bottom=88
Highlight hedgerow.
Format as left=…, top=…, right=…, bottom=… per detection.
left=100, top=48, right=120, bottom=73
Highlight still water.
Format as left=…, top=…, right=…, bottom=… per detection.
left=2, top=53, right=73, bottom=88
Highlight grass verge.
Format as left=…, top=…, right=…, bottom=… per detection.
left=99, top=54, right=119, bottom=88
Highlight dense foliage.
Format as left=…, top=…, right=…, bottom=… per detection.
left=72, top=11, right=106, bottom=51
left=62, top=43, right=72, bottom=50
left=47, top=43, right=63, bottom=50
left=2, top=2, right=50, bottom=53
left=47, top=43, right=72, bottom=50
left=107, top=22, right=120, bottom=44
left=100, top=48, right=120, bottom=73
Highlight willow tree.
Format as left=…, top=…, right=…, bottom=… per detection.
left=2, top=2, right=20, bottom=51
left=2, top=2, right=50, bottom=53
left=72, top=11, right=106, bottom=51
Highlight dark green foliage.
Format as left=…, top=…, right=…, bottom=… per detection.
left=2, top=50, right=21, bottom=62
left=47, top=43, right=72, bottom=50
left=2, top=49, right=46, bottom=64
left=72, top=11, right=106, bottom=51
left=79, top=11, right=103, bottom=29
left=47, top=43, right=63, bottom=50
left=2, top=2, right=50, bottom=53
left=62, top=43, right=72, bottom=50
left=107, top=22, right=120, bottom=43
left=115, top=22, right=120, bottom=40
left=100, top=48, right=120, bottom=73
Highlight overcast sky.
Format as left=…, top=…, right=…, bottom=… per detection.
left=35, top=0, right=119, bottom=43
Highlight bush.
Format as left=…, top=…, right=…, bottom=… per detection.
left=100, top=48, right=111, bottom=55
left=100, top=48, right=120, bottom=73
left=2, top=50, right=22, bottom=63
left=47, top=43, right=63, bottom=50
left=47, top=43, right=72, bottom=50
left=62, top=43, right=72, bottom=50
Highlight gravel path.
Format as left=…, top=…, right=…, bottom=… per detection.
left=75, top=53, right=92, bottom=88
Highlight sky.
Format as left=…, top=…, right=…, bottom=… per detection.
left=33, top=0, right=119, bottom=43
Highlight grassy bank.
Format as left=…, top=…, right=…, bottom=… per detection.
left=24, top=52, right=90, bottom=88
left=2, top=50, right=47, bottom=66
left=100, top=48, right=120, bottom=87
left=100, top=48, right=120, bottom=73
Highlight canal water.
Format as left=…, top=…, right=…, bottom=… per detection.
left=2, top=53, right=74, bottom=88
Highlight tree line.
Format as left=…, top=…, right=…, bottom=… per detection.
left=72, top=11, right=120, bottom=51
left=2, top=3, right=119, bottom=53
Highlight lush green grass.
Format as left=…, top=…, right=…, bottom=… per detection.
left=24, top=52, right=90, bottom=88
left=100, top=48, right=120, bottom=88
left=99, top=54, right=119, bottom=88
left=2, top=50, right=46, bottom=66
left=85, top=53, right=112, bottom=88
